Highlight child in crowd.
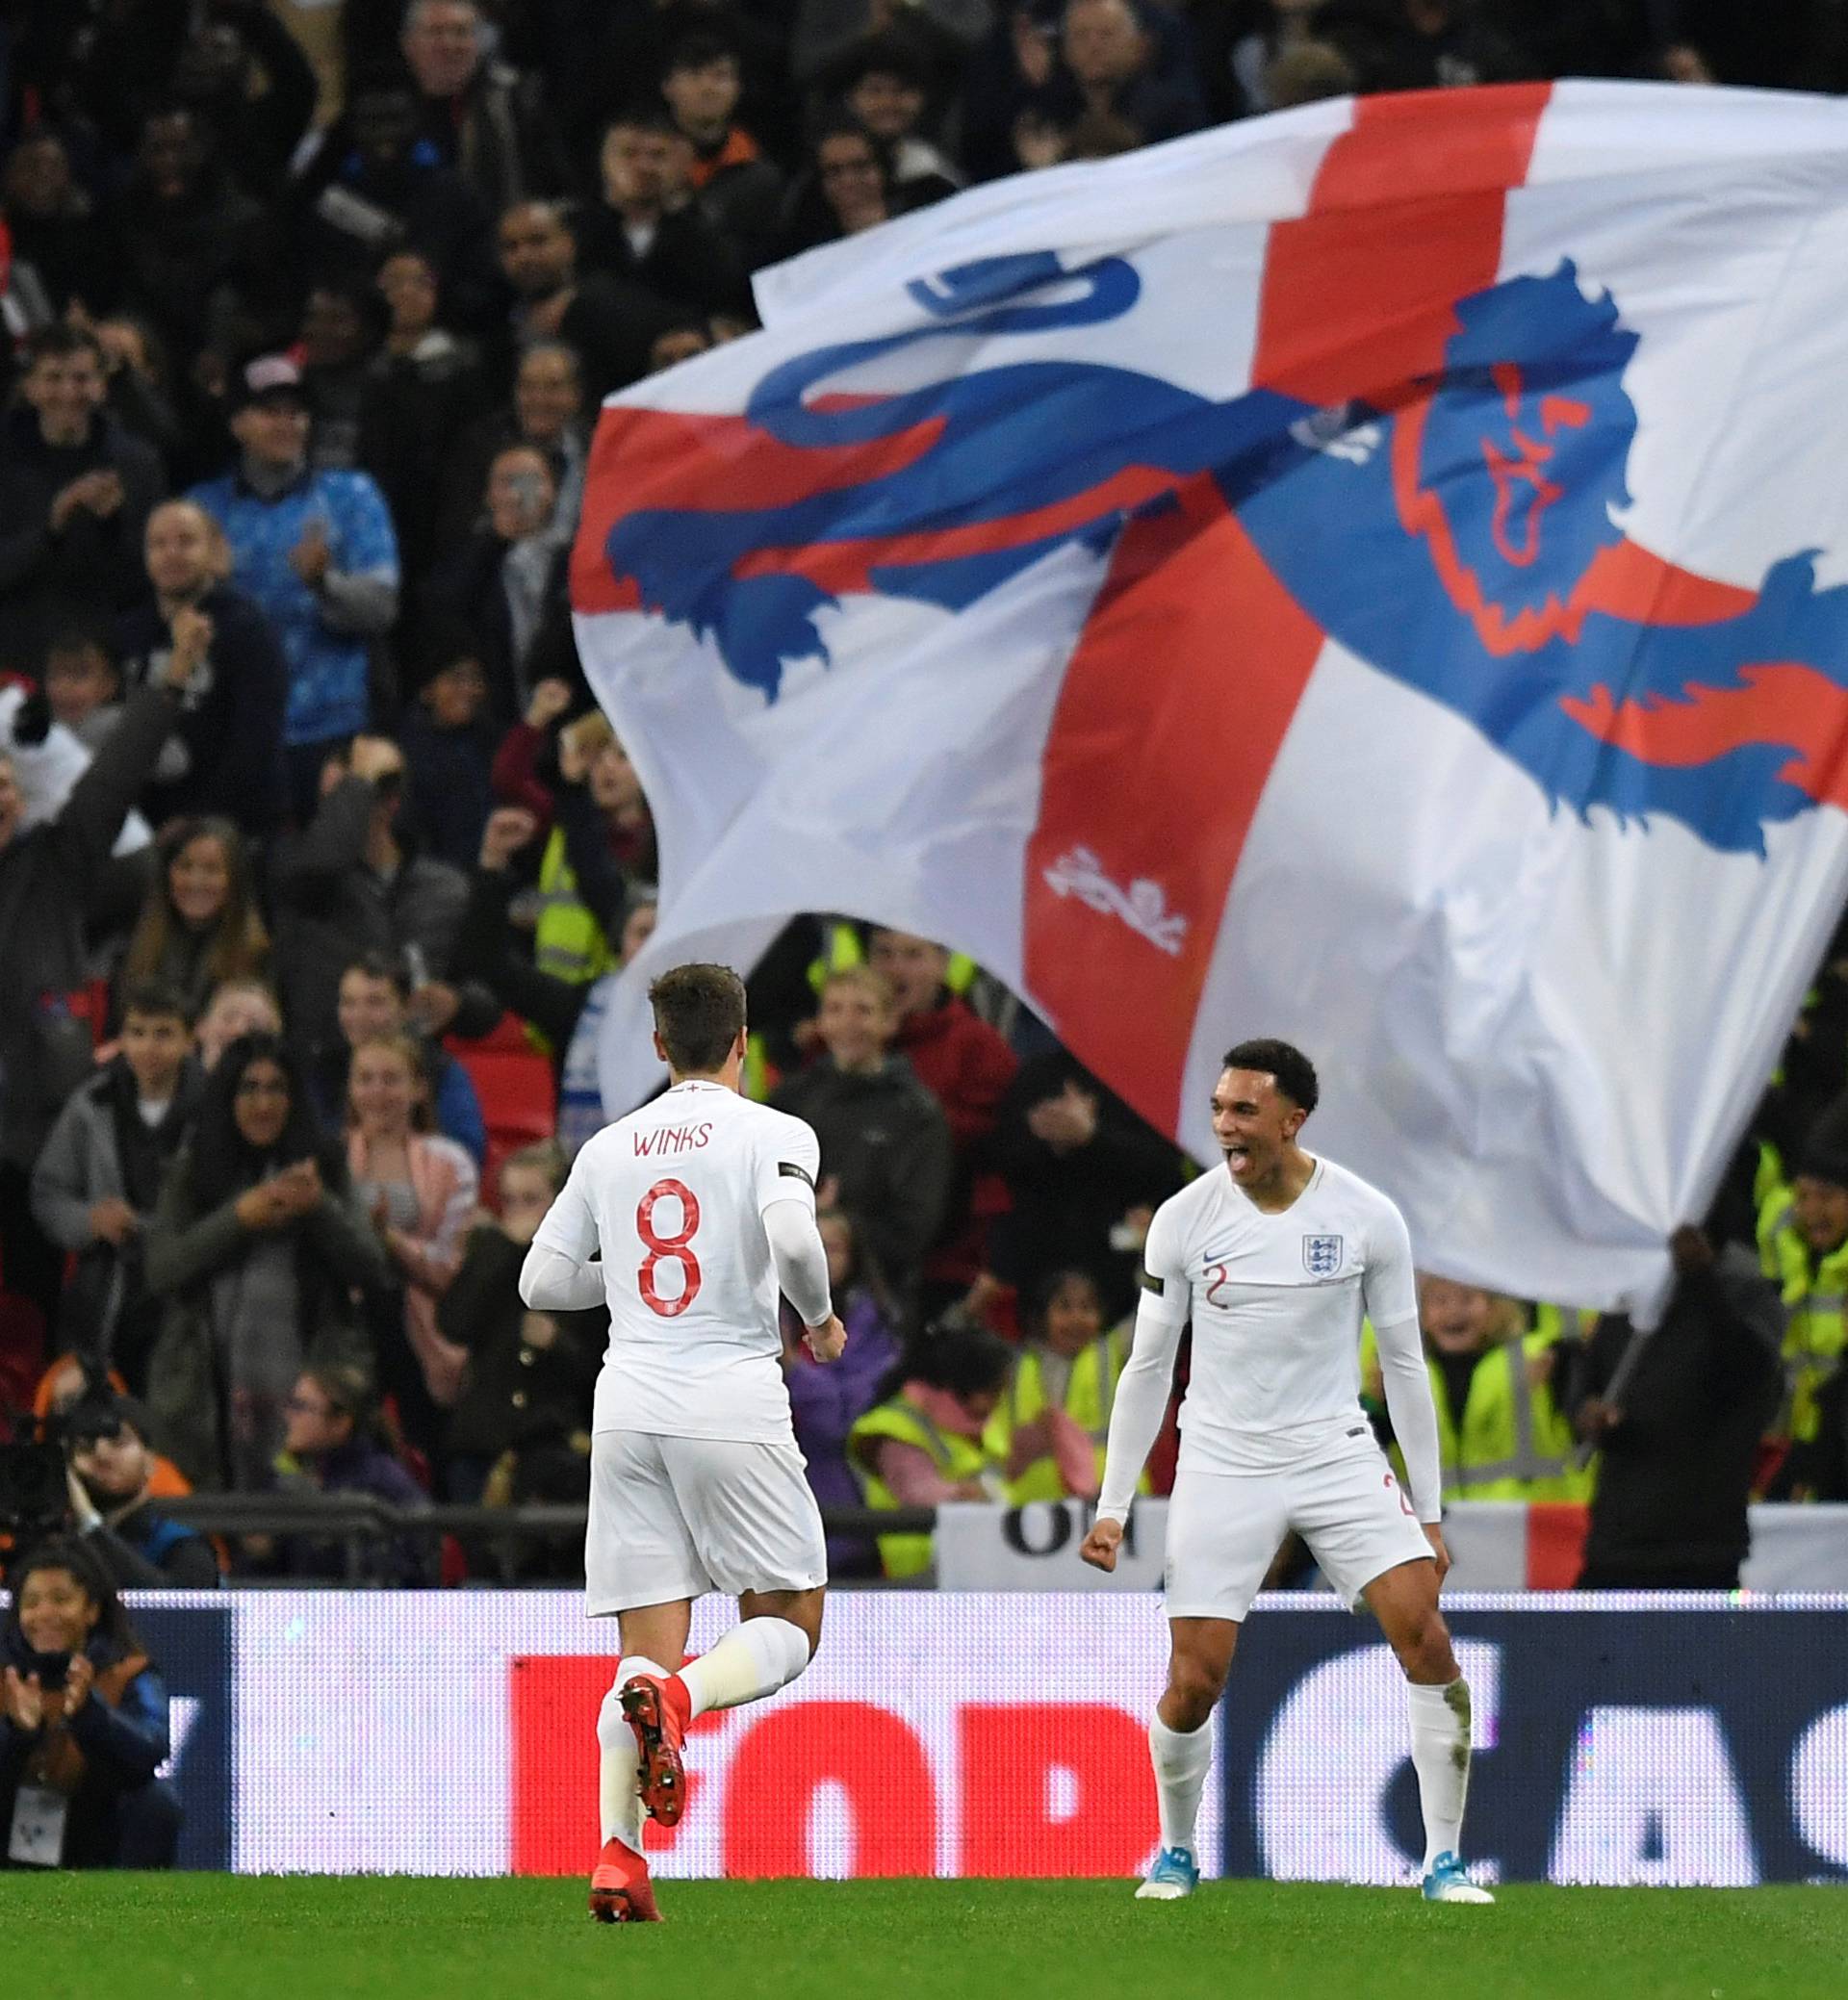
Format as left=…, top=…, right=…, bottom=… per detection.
left=438, top=1142, right=602, bottom=1504
left=346, top=1030, right=478, bottom=1449
left=310, top=951, right=486, bottom=1165
left=271, top=1362, right=434, bottom=1584
left=30, top=979, right=200, bottom=1394
left=848, top=1314, right=1014, bottom=1580
left=40, top=624, right=124, bottom=753
left=771, top=964, right=954, bottom=1302
left=986, top=1266, right=1142, bottom=1503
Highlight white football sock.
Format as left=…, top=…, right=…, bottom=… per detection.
left=598, top=1654, right=665, bottom=1854
left=677, top=1617, right=810, bottom=1719
left=1148, top=1713, right=1213, bottom=1855
left=1407, top=1678, right=1473, bottom=1872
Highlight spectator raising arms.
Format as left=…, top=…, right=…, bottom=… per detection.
left=143, top=1033, right=388, bottom=1493
left=270, top=732, right=496, bottom=1058
left=990, top=1048, right=1184, bottom=1316
left=0, top=664, right=195, bottom=1330
left=0, top=1536, right=181, bottom=1869
left=115, top=818, right=270, bottom=1026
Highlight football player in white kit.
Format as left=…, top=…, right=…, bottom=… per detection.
left=519, top=962, right=847, bottom=1923
left=1081, top=1039, right=1493, bottom=1906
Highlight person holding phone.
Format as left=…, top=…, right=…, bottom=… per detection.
left=423, top=443, right=579, bottom=725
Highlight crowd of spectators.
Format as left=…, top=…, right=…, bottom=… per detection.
left=1, top=2, right=1847, bottom=1598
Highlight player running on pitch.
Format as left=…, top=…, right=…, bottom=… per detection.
left=1081, top=1038, right=1493, bottom=1906
left=520, top=962, right=846, bottom=1923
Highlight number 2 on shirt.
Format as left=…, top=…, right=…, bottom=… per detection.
left=637, top=1177, right=702, bottom=1317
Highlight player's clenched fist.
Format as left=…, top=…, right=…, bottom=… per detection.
left=1080, top=1516, right=1124, bottom=1572
left=803, top=1314, right=848, bottom=1364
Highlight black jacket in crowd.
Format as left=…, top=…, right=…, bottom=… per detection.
left=0, top=405, right=164, bottom=666
left=988, top=1050, right=1186, bottom=1314
left=115, top=582, right=290, bottom=838
left=1566, top=1247, right=1784, bottom=1588
left=0, top=684, right=177, bottom=1169
left=440, top=1226, right=603, bottom=1464
left=771, top=1055, right=954, bottom=1296
left=269, top=774, right=500, bottom=1054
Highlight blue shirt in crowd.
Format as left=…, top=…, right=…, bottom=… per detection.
left=189, top=466, right=398, bottom=749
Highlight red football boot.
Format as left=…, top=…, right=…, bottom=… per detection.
left=588, top=1839, right=662, bottom=1923
left=620, top=1671, right=693, bottom=1828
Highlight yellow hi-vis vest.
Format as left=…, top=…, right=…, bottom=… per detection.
left=848, top=1397, right=991, bottom=1579
left=1360, top=1325, right=1591, bottom=1501
left=533, top=827, right=615, bottom=987
left=1757, top=1188, right=1847, bottom=1445
left=1531, top=1302, right=1599, bottom=1346
left=1449, top=1334, right=1592, bottom=1502
left=739, top=924, right=985, bottom=1102
left=983, top=1328, right=1150, bottom=1503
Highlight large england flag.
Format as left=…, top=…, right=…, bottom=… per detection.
left=572, top=82, right=1848, bottom=1315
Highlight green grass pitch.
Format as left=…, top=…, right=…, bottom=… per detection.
left=13, top=1876, right=1847, bottom=2000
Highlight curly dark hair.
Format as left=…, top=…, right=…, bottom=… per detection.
left=1219, top=1038, right=1319, bottom=1116
left=3, top=1534, right=143, bottom=1661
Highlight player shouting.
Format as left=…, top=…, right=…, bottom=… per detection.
left=520, top=962, right=847, bottom=1923
left=1081, top=1039, right=1492, bottom=1906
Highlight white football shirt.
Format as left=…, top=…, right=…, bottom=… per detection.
left=530, top=1080, right=821, bottom=1444
left=1142, top=1155, right=1419, bottom=1474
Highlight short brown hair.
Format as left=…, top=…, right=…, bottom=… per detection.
left=502, top=1139, right=567, bottom=1193
left=650, top=962, right=747, bottom=1073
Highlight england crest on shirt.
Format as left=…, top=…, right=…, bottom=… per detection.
left=1302, top=1234, right=1344, bottom=1278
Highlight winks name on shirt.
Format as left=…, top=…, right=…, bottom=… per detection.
left=633, top=1122, right=714, bottom=1157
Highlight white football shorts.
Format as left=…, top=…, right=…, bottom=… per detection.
left=1163, top=1432, right=1432, bottom=1622
left=586, top=1429, right=829, bottom=1615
